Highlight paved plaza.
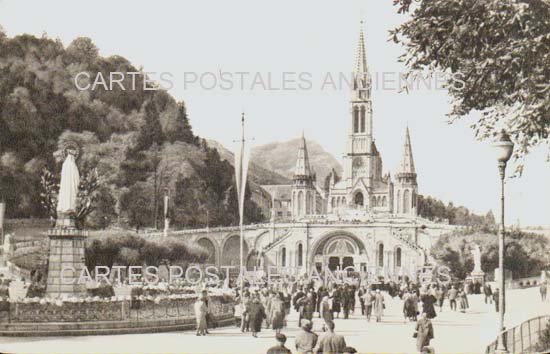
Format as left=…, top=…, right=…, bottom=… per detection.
left=0, top=286, right=547, bottom=353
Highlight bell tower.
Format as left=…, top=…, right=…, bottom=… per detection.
left=343, top=21, right=374, bottom=188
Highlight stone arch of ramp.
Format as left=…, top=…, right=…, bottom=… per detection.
left=196, top=236, right=219, bottom=265
left=309, top=230, right=368, bottom=264
left=220, top=234, right=250, bottom=267
left=252, top=230, right=270, bottom=249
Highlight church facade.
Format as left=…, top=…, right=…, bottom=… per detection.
left=260, top=24, right=418, bottom=223
left=175, top=24, right=452, bottom=282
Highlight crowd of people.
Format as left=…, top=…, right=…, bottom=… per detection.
left=192, top=275, right=550, bottom=353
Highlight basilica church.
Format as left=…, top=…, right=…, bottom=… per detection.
left=180, top=24, right=447, bottom=282
left=260, top=24, right=418, bottom=222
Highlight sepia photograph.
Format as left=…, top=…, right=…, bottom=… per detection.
left=0, top=0, right=548, bottom=353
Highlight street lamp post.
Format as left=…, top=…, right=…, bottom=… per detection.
left=163, top=187, right=169, bottom=238
left=493, top=130, right=514, bottom=354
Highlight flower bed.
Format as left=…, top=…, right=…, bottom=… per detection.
left=1, top=290, right=235, bottom=323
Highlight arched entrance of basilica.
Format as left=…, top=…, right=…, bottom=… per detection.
left=311, top=233, right=368, bottom=274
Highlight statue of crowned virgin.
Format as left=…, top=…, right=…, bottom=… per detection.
left=56, top=144, right=80, bottom=228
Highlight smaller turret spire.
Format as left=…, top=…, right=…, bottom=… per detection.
left=399, top=126, right=416, bottom=174
left=294, top=133, right=313, bottom=177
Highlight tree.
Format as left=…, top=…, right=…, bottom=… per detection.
left=166, top=101, right=196, bottom=144
left=391, top=0, right=550, bottom=171
left=135, top=99, right=164, bottom=151
left=120, top=182, right=154, bottom=230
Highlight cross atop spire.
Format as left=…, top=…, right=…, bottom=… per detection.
left=294, top=133, right=313, bottom=178
left=355, top=20, right=368, bottom=74
left=399, top=126, right=416, bottom=174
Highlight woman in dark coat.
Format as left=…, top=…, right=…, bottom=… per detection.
left=247, top=297, right=266, bottom=337
left=270, top=293, right=285, bottom=334
left=331, top=287, right=342, bottom=318
left=421, top=292, right=437, bottom=319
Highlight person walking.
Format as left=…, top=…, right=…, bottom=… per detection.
left=540, top=282, right=547, bottom=302
left=241, top=291, right=252, bottom=332
left=342, top=284, right=352, bottom=319
left=404, top=290, right=418, bottom=321
left=362, top=288, right=375, bottom=322
left=358, top=286, right=366, bottom=315
left=270, top=293, right=286, bottom=334
left=373, top=289, right=385, bottom=322
left=493, top=288, right=500, bottom=312
left=194, top=295, right=208, bottom=336
left=249, top=296, right=267, bottom=338
left=266, top=333, right=292, bottom=354
left=313, top=321, right=347, bottom=354
left=297, top=292, right=314, bottom=328
left=332, top=286, right=342, bottom=319
left=421, top=291, right=437, bottom=319
left=295, top=319, right=318, bottom=354
left=484, top=283, right=493, bottom=304
left=434, top=287, right=444, bottom=312
left=448, top=286, right=458, bottom=311
left=458, top=288, right=467, bottom=313
left=320, top=295, right=334, bottom=330
left=414, top=312, right=434, bottom=353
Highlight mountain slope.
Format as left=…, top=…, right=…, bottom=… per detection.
left=250, top=138, right=343, bottom=185
left=206, top=140, right=291, bottom=185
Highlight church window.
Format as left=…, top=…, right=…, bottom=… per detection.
left=353, top=107, right=359, bottom=133
left=360, top=106, right=366, bottom=132
left=378, top=243, right=384, bottom=267
left=371, top=196, right=376, bottom=207
left=397, top=190, right=401, bottom=213
left=297, top=191, right=304, bottom=215
left=354, top=192, right=363, bottom=206
left=403, top=189, right=410, bottom=214
left=298, top=243, right=303, bottom=267
left=412, top=191, right=417, bottom=208
left=331, top=197, right=336, bottom=208
left=396, top=247, right=402, bottom=267
left=382, top=196, right=387, bottom=206
left=281, top=247, right=286, bottom=267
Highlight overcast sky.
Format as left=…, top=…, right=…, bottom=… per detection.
left=1, top=0, right=549, bottom=226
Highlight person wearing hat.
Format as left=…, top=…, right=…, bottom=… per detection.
left=295, top=319, right=318, bottom=354
left=373, top=289, right=385, bottom=322
left=266, top=333, right=292, bottom=354
left=313, top=321, right=347, bottom=354
left=320, top=296, right=333, bottom=330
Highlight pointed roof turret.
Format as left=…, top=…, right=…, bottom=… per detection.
left=399, top=126, right=416, bottom=174
left=294, top=132, right=313, bottom=177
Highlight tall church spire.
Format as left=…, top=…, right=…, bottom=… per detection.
left=294, top=133, right=312, bottom=177
left=352, top=20, right=371, bottom=100
left=399, top=126, right=416, bottom=174
left=355, top=20, right=368, bottom=74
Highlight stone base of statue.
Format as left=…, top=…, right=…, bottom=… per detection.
left=46, top=215, right=89, bottom=297
left=470, top=270, right=486, bottom=286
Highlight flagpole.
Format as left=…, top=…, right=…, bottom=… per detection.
left=239, top=112, right=245, bottom=298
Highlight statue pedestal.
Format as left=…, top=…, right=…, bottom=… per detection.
left=470, top=270, right=486, bottom=286
left=46, top=227, right=89, bottom=298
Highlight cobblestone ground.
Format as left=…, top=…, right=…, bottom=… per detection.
left=0, top=286, right=547, bottom=353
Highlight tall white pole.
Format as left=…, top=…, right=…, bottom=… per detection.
left=239, top=113, right=245, bottom=297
